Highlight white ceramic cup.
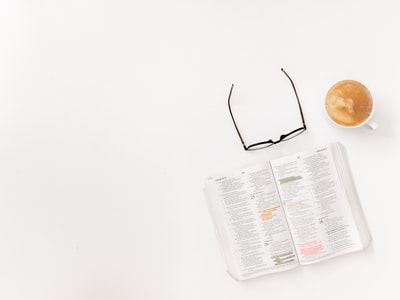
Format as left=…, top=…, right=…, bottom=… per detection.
left=324, top=80, right=378, bottom=130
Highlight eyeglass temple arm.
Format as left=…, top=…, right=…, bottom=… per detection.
left=280, top=68, right=307, bottom=129
left=228, top=84, right=248, bottom=150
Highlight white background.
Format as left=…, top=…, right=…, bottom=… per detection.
left=1, top=1, right=399, bottom=299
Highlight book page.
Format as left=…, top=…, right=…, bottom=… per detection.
left=270, top=145, right=363, bottom=264
left=331, top=143, right=371, bottom=249
left=205, top=162, right=298, bottom=280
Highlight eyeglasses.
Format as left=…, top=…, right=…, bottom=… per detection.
left=227, top=68, right=307, bottom=151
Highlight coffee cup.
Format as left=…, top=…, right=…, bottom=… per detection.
left=324, top=80, right=378, bottom=130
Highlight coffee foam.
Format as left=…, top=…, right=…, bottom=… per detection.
left=325, top=80, right=373, bottom=127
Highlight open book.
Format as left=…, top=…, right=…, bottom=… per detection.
left=205, top=143, right=371, bottom=280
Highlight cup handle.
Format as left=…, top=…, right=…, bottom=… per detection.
left=364, top=120, right=379, bottom=130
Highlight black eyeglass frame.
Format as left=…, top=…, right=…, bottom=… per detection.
left=227, top=68, right=307, bottom=151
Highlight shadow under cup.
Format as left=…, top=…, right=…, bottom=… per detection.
left=325, top=80, right=377, bottom=129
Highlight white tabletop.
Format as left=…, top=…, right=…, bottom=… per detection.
left=1, top=1, right=399, bottom=299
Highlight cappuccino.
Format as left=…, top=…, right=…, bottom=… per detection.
left=325, top=80, right=373, bottom=127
